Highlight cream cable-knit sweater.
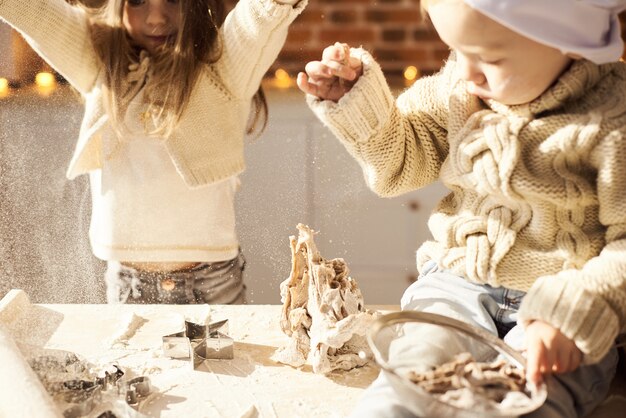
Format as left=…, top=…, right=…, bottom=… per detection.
left=308, top=51, right=626, bottom=363
left=0, top=0, right=306, bottom=187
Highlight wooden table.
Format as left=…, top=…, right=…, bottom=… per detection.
left=0, top=290, right=384, bottom=417
left=1, top=289, right=624, bottom=417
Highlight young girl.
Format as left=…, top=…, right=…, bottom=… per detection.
left=0, top=0, right=306, bottom=304
left=298, top=0, right=626, bottom=416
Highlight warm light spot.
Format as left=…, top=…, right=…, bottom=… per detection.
left=35, top=72, right=57, bottom=96
left=273, top=68, right=293, bottom=89
left=403, top=65, right=420, bottom=82
left=0, top=78, right=9, bottom=98
left=35, top=72, right=56, bottom=88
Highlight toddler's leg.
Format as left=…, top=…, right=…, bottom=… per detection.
left=350, top=263, right=503, bottom=417
left=349, top=371, right=418, bottom=418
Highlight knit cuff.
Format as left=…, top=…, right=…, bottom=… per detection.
left=518, top=275, right=619, bottom=364
left=306, top=48, right=395, bottom=145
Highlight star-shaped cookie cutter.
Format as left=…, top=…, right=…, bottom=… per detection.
left=162, top=319, right=234, bottom=368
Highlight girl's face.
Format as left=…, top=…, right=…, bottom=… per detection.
left=122, top=0, right=181, bottom=54
left=428, top=2, right=573, bottom=105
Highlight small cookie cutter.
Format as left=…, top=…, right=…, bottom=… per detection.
left=62, top=374, right=151, bottom=418
left=29, top=353, right=152, bottom=418
left=162, top=319, right=234, bottom=368
left=125, top=376, right=152, bottom=407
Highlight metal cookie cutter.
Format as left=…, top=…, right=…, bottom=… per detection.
left=29, top=353, right=152, bottom=418
left=162, top=319, right=234, bottom=368
left=63, top=374, right=151, bottom=418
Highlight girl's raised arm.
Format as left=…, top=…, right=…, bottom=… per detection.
left=0, top=0, right=100, bottom=95
left=217, top=0, right=306, bottom=100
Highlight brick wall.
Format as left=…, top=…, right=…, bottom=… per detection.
left=285, top=0, right=447, bottom=79
left=240, top=0, right=626, bottom=84
left=225, top=0, right=448, bottom=83
left=6, top=1, right=626, bottom=87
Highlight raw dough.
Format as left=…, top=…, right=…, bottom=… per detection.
left=273, top=224, right=377, bottom=374
left=407, top=352, right=532, bottom=412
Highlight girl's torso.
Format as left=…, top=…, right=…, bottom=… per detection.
left=88, top=96, right=241, bottom=268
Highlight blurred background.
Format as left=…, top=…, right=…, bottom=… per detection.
left=0, top=0, right=449, bottom=89
left=1, top=1, right=625, bottom=305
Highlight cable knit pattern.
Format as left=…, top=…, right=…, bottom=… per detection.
left=308, top=52, right=626, bottom=362
left=0, top=0, right=307, bottom=187
left=440, top=109, right=533, bottom=283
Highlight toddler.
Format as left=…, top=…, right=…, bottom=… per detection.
left=298, top=0, right=626, bottom=416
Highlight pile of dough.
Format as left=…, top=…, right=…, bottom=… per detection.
left=273, top=224, right=377, bottom=374
left=407, top=352, right=532, bottom=411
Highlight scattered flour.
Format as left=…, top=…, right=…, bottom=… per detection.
left=183, top=305, right=212, bottom=325
left=0, top=291, right=377, bottom=417
left=108, top=312, right=148, bottom=348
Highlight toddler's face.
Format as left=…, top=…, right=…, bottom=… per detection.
left=122, top=0, right=181, bottom=54
left=428, top=2, right=572, bottom=105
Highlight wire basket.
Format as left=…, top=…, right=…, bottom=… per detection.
left=367, top=311, right=547, bottom=418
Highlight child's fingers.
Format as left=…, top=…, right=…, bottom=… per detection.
left=525, top=338, right=545, bottom=386
left=543, top=342, right=556, bottom=374
left=299, top=44, right=361, bottom=100
left=296, top=72, right=317, bottom=96
left=348, top=55, right=364, bottom=72
left=553, top=347, right=569, bottom=373
left=322, top=42, right=349, bottom=62
left=321, top=43, right=362, bottom=72
left=324, top=60, right=358, bottom=81
left=557, top=345, right=582, bottom=374
left=304, top=60, right=334, bottom=80
left=297, top=72, right=330, bottom=98
left=568, top=347, right=583, bottom=372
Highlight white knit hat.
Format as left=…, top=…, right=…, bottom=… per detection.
left=464, top=0, right=626, bottom=64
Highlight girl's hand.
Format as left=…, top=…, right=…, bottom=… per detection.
left=524, top=320, right=583, bottom=386
left=297, top=42, right=363, bottom=102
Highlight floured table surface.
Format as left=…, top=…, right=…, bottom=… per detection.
left=0, top=290, right=392, bottom=417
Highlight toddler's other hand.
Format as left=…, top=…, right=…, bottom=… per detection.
left=524, top=320, right=582, bottom=387
left=297, top=42, right=363, bottom=102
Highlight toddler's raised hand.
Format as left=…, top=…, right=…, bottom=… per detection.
left=297, top=42, right=363, bottom=102
left=524, top=320, right=583, bottom=387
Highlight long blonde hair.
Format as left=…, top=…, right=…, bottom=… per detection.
left=83, top=0, right=267, bottom=138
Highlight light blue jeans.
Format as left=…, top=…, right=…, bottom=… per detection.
left=350, top=262, right=618, bottom=418
left=105, top=251, right=246, bottom=304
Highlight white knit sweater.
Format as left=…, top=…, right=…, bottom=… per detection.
left=308, top=51, right=626, bottom=363
left=0, top=0, right=307, bottom=187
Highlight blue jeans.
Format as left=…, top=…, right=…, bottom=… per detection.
left=105, top=251, right=246, bottom=304
left=350, top=262, right=618, bottom=418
